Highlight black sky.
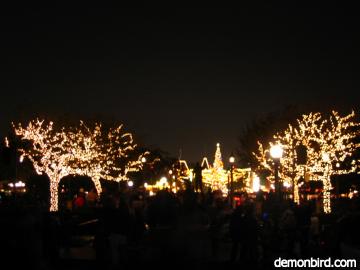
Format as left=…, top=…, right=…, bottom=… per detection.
left=1, top=6, right=360, bottom=163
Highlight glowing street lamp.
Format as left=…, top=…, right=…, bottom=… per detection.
left=128, top=180, right=134, bottom=187
left=270, top=144, right=283, bottom=159
left=270, top=144, right=283, bottom=200
left=229, top=154, right=235, bottom=207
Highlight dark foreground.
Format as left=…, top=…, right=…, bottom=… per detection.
left=1, top=190, right=360, bottom=269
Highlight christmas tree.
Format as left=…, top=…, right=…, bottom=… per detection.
left=213, top=143, right=224, bottom=170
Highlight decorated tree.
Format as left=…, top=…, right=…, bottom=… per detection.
left=67, top=121, right=148, bottom=191
left=66, top=121, right=104, bottom=195
left=238, top=106, right=302, bottom=168
left=255, top=111, right=360, bottom=213
left=308, top=111, right=360, bottom=213
left=14, top=120, right=73, bottom=211
left=201, top=143, right=228, bottom=194
left=15, top=119, right=148, bottom=212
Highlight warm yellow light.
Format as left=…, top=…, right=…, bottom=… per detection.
left=4, top=137, right=9, bottom=148
left=229, top=156, right=235, bottom=164
left=200, top=143, right=251, bottom=195
left=255, top=111, right=360, bottom=213
left=322, top=153, right=330, bottom=162
left=270, top=144, right=283, bottom=159
left=14, top=119, right=148, bottom=212
left=283, top=181, right=291, bottom=188
left=160, top=177, right=167, bottom=185
left=252, top=176, right=260, bottom=193
left=12, top=181, right=25, bottom=188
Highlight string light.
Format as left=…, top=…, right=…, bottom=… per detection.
left=201, top=157, right=210, bottom=169
left=254, top=111, right=360, bottom=213
left=14, top=119, right=148, bottom=212
left=14, top=120, right=73, bottom=211
left=201, top=143, right=251, bottom=194
left=4, top=137, right=9, bottom=147
left=161, top=144, right=250, bottom=195
left=201, top=143, right=228, bottom=194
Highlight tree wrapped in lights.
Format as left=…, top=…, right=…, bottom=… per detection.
left=201, top=143, right=229, bottom=193
left=213, top=143, right=224, bottom=170
left=66, top=122, right=104, bottom=195
left=15, top=119, right=148, bottom=212
left=310, top=111, right=360, bottom=213
left=14, top=120, right=74, bottom=212
left=67, top=121, right=148, bottom=190
left=255, top=111, right=360, bottom=213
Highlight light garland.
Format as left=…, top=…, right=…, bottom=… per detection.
left=254, top=111, right=360, bottom=213
left=14, top=119, right=148, bottom=212
left=14, top=120, right=74, bottom=211
left=201, top=143, right=251, bottom=195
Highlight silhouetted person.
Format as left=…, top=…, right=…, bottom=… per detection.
left=146, top=190, right=177, bottom=228
left=176, top=190, right=210, bottom=261
left=229, top=204, right=245, bottom=262
left=193, top=162, right=203, bottom=193
left=242, top=203, right=259, bottom=264
left=98, top=193, right=131, bottom=267
left=309, top=209, right=320, bottom=251
left=129, top=194, right=146, bottom=244
left=209, top=197, right=227, bottom=260
left=294, top=202, right=311, bottom=256
left=279, top=200, right=297, bottom=257
left=145, top=190, right=178, bottom=262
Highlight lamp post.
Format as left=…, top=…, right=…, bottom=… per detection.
left=229, top=155, right=235, bottom=207
left=270, top=144, right=283, bottom=201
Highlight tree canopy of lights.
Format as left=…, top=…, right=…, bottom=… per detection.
left=67, top=121, right=148, bottom=190
left=254, top=111, right=360, bottom=213
left=14, top=119, right=147, bottom=212
left=14, top=120, right=74, bottom=211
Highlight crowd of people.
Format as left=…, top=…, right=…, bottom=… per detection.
left=1, top=186, right=359, bottom=269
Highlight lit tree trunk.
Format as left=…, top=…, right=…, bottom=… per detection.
left=293, top=178, right=300, bottom=205
left=92, top=175, right=102, bottom=195
left=49, top=177, right=60, bottom=212
left=322, top=171, right=332, bottom=214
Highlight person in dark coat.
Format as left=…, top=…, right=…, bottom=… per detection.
left=229, top=204, right=245, bottom=262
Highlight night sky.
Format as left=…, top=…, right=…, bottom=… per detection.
left=1, top=6, right=360, bottom=163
